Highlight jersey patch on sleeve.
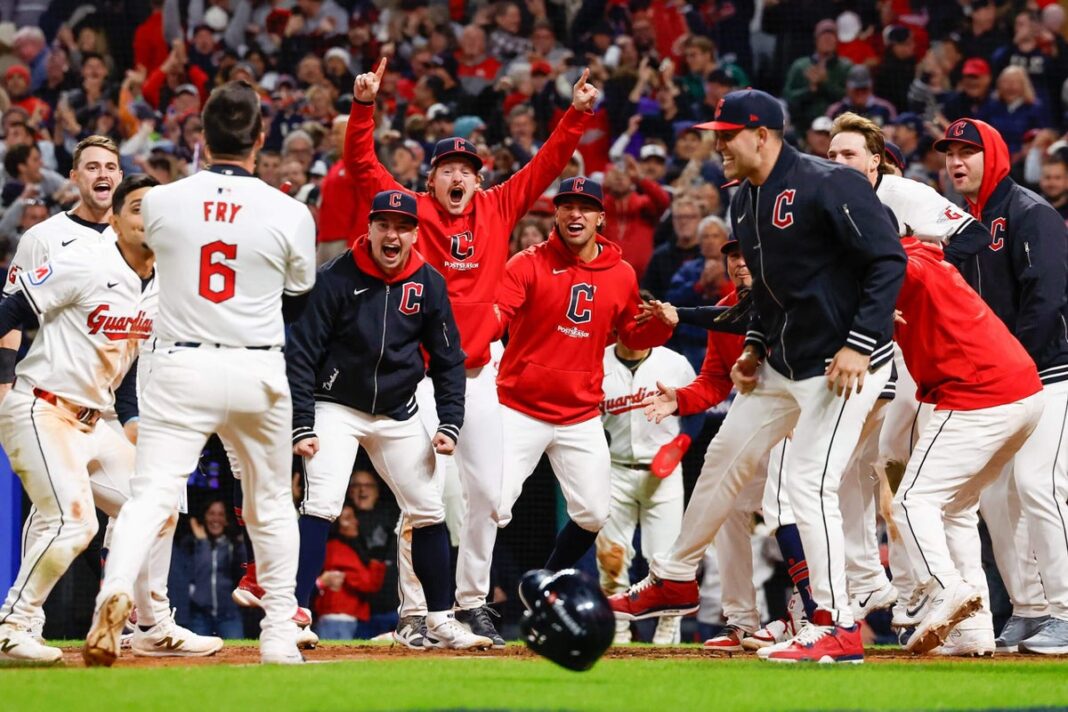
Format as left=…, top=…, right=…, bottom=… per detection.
left=27, top=264, right=53, bottom=285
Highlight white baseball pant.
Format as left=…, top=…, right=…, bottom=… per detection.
left=97, top=347, right=299, bottom=643
left=980, top=469, right=1049, bottom=617
left=0, top=386, right=175, bottom=630
left=893, top=394, right=1043, bottom=598
left=496, top=406, right=610, bottom=534
left=651, top=362, right=890, bottom=627
left=981, top=381, right=1068, bottom=620
left=840, top=400, right=892, bottom=596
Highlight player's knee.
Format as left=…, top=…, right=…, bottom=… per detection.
left=573, top=505, right=609, bottom=533
left=68, top=510, right=99, bottom=550
left=406, top=505, right=445, bottom=529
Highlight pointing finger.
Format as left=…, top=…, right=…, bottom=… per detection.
left=375, top=57, right=387, bottom=79
left=576, top=67, right=589, bottom=88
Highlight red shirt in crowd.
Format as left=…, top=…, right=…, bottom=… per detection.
left=894, top=238, right=1041, bottom=410
left=674, top=288, right=744, bottom=416
left=344, top=100, right=590, bottom=369
left=317, top=160, right=360, bottom=244
left=495, top=232, right=673, bottom=424
left=603, top=178, right=671, bottom=278
left=312, top=540, right=387, bottom=622
left=134, top=9, right=169, bottom=76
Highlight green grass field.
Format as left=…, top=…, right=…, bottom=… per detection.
left=3, top=643, right=1068, bottom=711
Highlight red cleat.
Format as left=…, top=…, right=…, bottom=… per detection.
left=608, top=575, right=699, bottom=621
left=703, top=625, right=748, bottom=653
left=766, top=610, right=864, bottom=664
left=232, top=563, right=312, bottom=629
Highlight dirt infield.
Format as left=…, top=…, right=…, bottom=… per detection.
left=53, top=643, right=1068, bottom=668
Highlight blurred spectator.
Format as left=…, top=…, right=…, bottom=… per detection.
left=510, top=215, right=548, bottom=256
left=12, top=27, right=47, bottom=92
left=185, top=500, right=246, bottom=639
left=530, top=19, right=568, bottom=65
left=695, top=69, right=738, bottom=123
left=602, top=153, right=671, bottom=279
left=38, top=45, right=76, bottom=113
left=2, top=143, right=65, bottom=207
left=0, top=196, right=48, bottom=246
left=282, top=128, right=316, bottom=171
left=992, top=10, right=1066, bottom=116
left=256, top=150, right=283, bottom=189
left=887, top=113, right=925, bottom=169
left=143, top=39, right=208, bottom=113
left=504, top=105, right=539, bottom=166
left=805, top=116, right=833, bottom=158
left=875, top=25, right=918, bottom=113
left=4, top=65, right=49, bottom=126
left=389, top=140, right=424, bottom=191
left=783, top=19, right=852, bottom=134
left=958, top=0, right=1009, bottom=63
left=985, top=65, right=1049, bottom=158
left=637, top=142, right=668, bottom=183
left=1040, top=153, right=1068, bottom=224
left=314, top=503, right=386, bottom=641
left=456, top=24, right=500, bottom=98
left=827, top=65, right=896, bottom=126
left=835, top=12, right=878, bottom=68
left=133, top=0, right=168, bottom=76
left=940, top=57, right=996, bottom=122
left=489, top=2, right=532, bottom=64
left=641, top=194, right=704, bottom=299
left=350, top=469, right=401, bottom=637
left=678, top=36, right=747, bottom=112
left=665, top=214, right=732, bottom=370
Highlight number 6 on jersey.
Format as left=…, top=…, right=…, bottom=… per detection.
left=199, top=240, right=237, bottom=303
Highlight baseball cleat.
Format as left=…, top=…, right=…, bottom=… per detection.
left=703, top=625, right=748, bottom=653
left=849, top=581, right=897, bottom=622
left=765, top=611, right=863, bottom=664
left=425, top=614, right=494, bottom=650
left=1018, top=617, right=1068, bottom=655
left=394, top=615, right=428, bottom=649
left=934, top=625, right=995, bottom=657
left=613, top=618, right=632, bottom=645
left=232, top=563, right=264, bottom=608
left=28, top=616, right=45, bottom=644
left=131, top=616, right=224, bottom=658
left=260, top=637, right=304, bottom=665
left=652, top=615, right=682, bottom=645
left=892, top=586, right=932, bottom=631
left=756, top=623, right=810, bottom=660
left=83, top=591, right=134, bottom=667
left=296, top=627, right=319, bottom=650
left=607, top=575, right=699, bottom=620
left=455, top=605, right=506, bottom=649
left=0, top=622, right=62, bottom=664
left=905, top=580, right=982, bottom=655
left=995, top=614, right=1050, bottom=653
left=744, top=590, right=804, bottom=651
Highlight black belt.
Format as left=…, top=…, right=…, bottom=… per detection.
left=612, top=462, right=651, bottom=471
left=174, top=341, right=284, bottom=352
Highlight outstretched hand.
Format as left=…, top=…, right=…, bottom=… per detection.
left=571, top=68, right=600, bottom=112
left=354, top=57, right=387, bottom=103
left=642, top=381, right=678, bottom=424
left=636, top=300, right=678, bottom=327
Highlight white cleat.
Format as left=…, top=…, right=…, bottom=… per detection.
left=906, top=580, right=982, bottom=655
left=0, top=623, right=62, bottom=664
left=130, top=616, right=224, bottom=658
left=935, top=625, right=995, bottom=657
left=260, top=638, right=304, bottom=665
left=296, top=627, right=319, bottom=650
left=83, top=591, right=134, bottom=667
left=850, top=581, right=898, bottom=622
left=425, top=614, right=494, bottom=650
left=744, top=590, right=805, bottom=651
left=652, top=616, right=681, bottom=645
left=28, top=616, right=45, bottom=644
left=613, top=618, right=632, bottom=645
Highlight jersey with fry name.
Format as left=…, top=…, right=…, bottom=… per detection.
left=4, top=211, right=114, bottom=297
left=14, top=238, right=156, bottom=410
left=143, top=166, right=316, bottom=347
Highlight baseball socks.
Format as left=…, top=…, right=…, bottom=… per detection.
left=545, top=520, right=598, bottom=571
left=296, top=515, right=332, bottom=608
left=775, top=524, right=818, bottom=619
left=411, top=522, right=453, bottom=614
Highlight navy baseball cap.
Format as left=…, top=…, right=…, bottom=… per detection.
left=369, top=189, right=418, bottom=223
left=553, top=176, right=604, bottom=210
left=430, top=136, right=483, bottom=171
left=884, top=141, right=906, bottom=171
left=694, top=89, right=785, bottom=132
left=934, top=119, right=984, bottom=153
left=720, top=237, right=741, bottom=255
left=891, top=112, right=924, bottom=136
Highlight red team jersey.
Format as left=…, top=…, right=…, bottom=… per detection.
left=895, top=238, right=1041, bottom=410
left=495, top=233, right=673, bottom=424
left=317, top=159, right=360, bottom=244
left=674, top=289, right=745, bottom=416
left=344, top=101, right=591, bottom=368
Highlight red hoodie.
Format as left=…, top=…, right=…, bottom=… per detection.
left=344, top=101, right=591, bottom=369
left=958, top=118, right=1010, bottom=222
left=496, top=232, right=674, bottom=424
left=894, top=238, right=1040, bottom=410
left=603, top=178, right=672, bottom=278
left=675, top=289, right=745, bottom=416
left=313, top=539, right=386, bottom=622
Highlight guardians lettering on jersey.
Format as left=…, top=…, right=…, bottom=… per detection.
left=86, top=306, right=153, bottom=340
left=600, top=386, right=655, bottom=416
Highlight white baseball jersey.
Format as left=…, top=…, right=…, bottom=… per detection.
left=600, top=345, right=695, bottom=465
left=142, top=166, right=316, bottom=347
left=13, top=239, right=157, bottom=410
left=876, top=173, right=975, bottom=244
left=4, top=211, right=115, bottom=296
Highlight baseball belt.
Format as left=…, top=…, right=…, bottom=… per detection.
left=32, top=387, right=101, bottom=426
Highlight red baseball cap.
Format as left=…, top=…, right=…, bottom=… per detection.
left=962, top=58, right=990, bottom=77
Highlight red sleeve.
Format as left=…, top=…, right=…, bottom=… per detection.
left=616, top=274, right=673, bottom=349
left=343, top=559, right=386, bottom=594
left=143, top=67, right=165, bottom=108
left=344, top=101, right=405, bottom=197
left=188, top=65, right=210, bottom=103
left=675, top=330, right=741, bottom=415
left=634, top=178, right=671, bottom=221
left=488, top=107, right=591, bottom=229
left=494, top=250, right=534, bottom=339
left=317, top=170, right=356, bottom=243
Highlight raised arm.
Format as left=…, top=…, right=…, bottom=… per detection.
left=344, top=58, right=407, bottom=198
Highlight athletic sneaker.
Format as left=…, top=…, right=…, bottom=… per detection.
left=260, top=636, right=303, bottom=665
left=231, top=563, right=312, bottom=628
left=995, top=614, right=1050, bottom=653
left=296, top=627, right=319, bottom=650
left=703, top=625, right=748, bottom=653
left=934, top=625, right=995, bottom=657
left=892, top=585, right=933, bottom=630
left=905, top=580, right=982, bottom=654
left=0, top=622, right=62, bottom=664
left=425, top=614, right=494, bottom=650
left=130, top=616, right=224, bottom=658
left=28, top=616, right=45, bottom=644
left=455, top=606, right=506, bottom=648
left=1019, top=617, right=1068, bottom=655
left=608, top=575, right=699, bottom=620
left=613, top=618, right=632, bottom=645
left=766, top=611, right=863, bottom=664
left=652, top=615, right=681, bottom=645
left=394, top=615, right=428, bottom=649
left=850, top=581, right=897, bottom=622
left=83, top=591, right=134, bottom=667
left=757, top=622, right=810, bottom=660
left=744, top=591, right=804, bottom=651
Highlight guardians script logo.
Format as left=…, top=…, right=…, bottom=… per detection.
left=87, top=305, right=153, bottom=341
left=600, top=387, right=654, bottom=416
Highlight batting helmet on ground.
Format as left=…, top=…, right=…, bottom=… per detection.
left=518, top=568, right=615, bottom=672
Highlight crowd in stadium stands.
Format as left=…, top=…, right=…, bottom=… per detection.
left=8, top=0, right=1068, bottom=641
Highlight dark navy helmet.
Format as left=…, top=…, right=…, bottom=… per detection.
left=518, top=569, right=615, bottom=672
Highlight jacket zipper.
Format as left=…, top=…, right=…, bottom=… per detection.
left=372, top=285, right=389, bottom=412
left=974, top=254, right=982, bottom=297
left=753, top=186, right=792, bottom=378
left=1024, top=242, right=1033, bottom=268
left=442, top=323, right=450, bottom=348
left=210, top=546, right=218, bottom=619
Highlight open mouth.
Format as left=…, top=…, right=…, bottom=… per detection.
left=952, top=170, right=966, bottom=182
left=448, top=186, right=465, bottom=205
left=565, top=221, right=584, bottom=237
left=382, top=243, right=401, bottom=259
left=93, top=179, right=111, bottom=199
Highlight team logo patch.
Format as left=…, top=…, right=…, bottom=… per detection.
left=449, top=231, right=475, bottom=261
left=772, top=190, right=795, bottom=229
left=87, top=305, right=153, bottom=341
left=6, top=265, right=19, bottom=286
left=399, top=282, right=423, bottom=315
left=27, top=264, right=52, bottom=285
left=566, top=283, right=595, bottom=324
left=989, top=217, right=1006, bottom=252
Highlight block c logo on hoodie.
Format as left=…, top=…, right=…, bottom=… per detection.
left=449, top=231, right=475, bottom=261
left=566, top=283, right=595, bottom=324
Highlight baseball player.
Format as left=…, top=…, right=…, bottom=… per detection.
left=343, top=59, right=597, bottom=646
left=494, top=177, right=674, bottom=577
left=611, top=90, right=906, bottom=664
left=285, top=189, right=491, bottom=650
left=597, top=334, right=695, bottom=645
left=85, top=80, right=317, bottom=666
left=0, top=175, right=223, bottom=663
left=939, top=119, right=1068, bottom=655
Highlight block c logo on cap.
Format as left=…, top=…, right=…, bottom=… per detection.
left=573, top=177, right=586, bottom=193
left=950, top=121, right=967, bottom=137
left=388, top=192, right=402, bottom=207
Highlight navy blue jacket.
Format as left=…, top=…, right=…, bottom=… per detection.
left=730, top=143, right=906, bottom=380
left=286, top=239, right=466, bottom=443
